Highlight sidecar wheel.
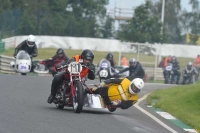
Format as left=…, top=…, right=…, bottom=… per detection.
left=107, top=107, right=117, bottom=112
left=21, top=73, right=26, bottom=76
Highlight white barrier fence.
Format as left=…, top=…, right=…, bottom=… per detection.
left=2, top=36, right=200, bottom=59
left=0, top=55, right=164, bottom=80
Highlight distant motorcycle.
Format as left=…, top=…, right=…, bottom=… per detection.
left=36, top=59, right=65, bottom=76
left=182, top=73, right=196, bottom=85
left=10, top=50, right=32, bottom=75
left=98, top=59, right=123, bottom=82
left=33, top=63, right=49, bottom=74
left=164, top=63, right=177, bottom=84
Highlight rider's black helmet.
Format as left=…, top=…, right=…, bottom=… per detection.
left=56, top=48, right=65, bottom=58
left=56, top=48, right=65, bottom=54
left=80, top=49, right=94, bottom=61
left=106, top=53, right=114, bottom=60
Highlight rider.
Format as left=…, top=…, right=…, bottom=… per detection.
left=47, top=49, right=96, bottom=104
left=181, top=62, right=198, bottom=85
left=39, top=48, right=69, bottom=76
left=117, top=58, right=145, bottom=80
left=13, top=35, right=38, bottom=71
left=163, top=56, right=180, bottom=84
left=88, top=78, right=144, bottom=110
left=97, top=53, right=117, bottom=76
left=105, top=53, right=117, bottom=69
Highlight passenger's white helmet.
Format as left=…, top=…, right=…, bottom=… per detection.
left=128, top=78, right=144, bottom=94
left=26, top=35, right=36, bottom=48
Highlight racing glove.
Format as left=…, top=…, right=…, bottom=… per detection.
left=112, top=100, right=121, bottom=106
left=88, top=64, right=95, bottom=72
left=97, top=82, right=105, bottom=88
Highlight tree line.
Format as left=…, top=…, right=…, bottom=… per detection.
left=0, top=0, right=199, bottom=45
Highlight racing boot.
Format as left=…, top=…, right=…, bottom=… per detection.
left=47, top=94, right=54, bottom=104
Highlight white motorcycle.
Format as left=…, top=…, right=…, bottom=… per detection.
left=98, top=59, right=125, bottom=82
left=10, top=50, right=32, bottom=75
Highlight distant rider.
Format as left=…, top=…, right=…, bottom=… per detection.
left=163, top=56, right=180, bottom=84
left=181, top=62, right=198, bottom=85
left=13, top=35, right=38, bottom=72
left=105, top=53, right=117, bottom=68
left=117, top=58, right=145, bottom=80
left=97, top=53, right=118, bottom=77
left=39, top=48, right=69, bottom=76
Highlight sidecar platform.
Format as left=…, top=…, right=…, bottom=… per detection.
left=84, top=94, right=106, bottom=109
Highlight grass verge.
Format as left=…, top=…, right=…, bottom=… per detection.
left=146, top=83, right=200, bottom=130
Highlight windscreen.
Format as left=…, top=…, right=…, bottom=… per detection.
left=16, top=51, right=31, bottom=60
left=99, top=59, right=111, bottom=68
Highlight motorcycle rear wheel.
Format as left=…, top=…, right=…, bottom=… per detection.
left=73, top=80, right=84, bottom=113
left=165, top=74, right=171, bottom=84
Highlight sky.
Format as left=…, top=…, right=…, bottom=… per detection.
left=106, top=0, right=198, bottom=14
left=106, top=0, right=199, bottom=30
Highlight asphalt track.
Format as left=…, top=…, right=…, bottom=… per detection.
left=0, top=74, right=187, bottom=133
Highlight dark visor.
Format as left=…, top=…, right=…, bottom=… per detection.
left=131, top=84, right=140, bottom=93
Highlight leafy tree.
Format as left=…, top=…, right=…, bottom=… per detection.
left=18, top=11, right=37, bottom=34
left=188, top=0, right=200, bottom=44
left=0, top=0, right=12, bottom=13
left=66, top=0, right=109, bottom=37
left=117, top=1, right=167, bottom=43
left=149, top=0, right=182, bottom=44
left=10, top=0, right=24, bottom=9
left=100, top=16, right=115, bottom=38
left=0, top=0, right=112, bottom=38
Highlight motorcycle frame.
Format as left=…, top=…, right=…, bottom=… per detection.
left=69, top=73, right=81, bottom=98
left=60, top=67, right=86, bottom=107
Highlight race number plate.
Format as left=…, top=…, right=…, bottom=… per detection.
left=101, top=63, right=108, bottom=68
left=68, top=62, right=82, bottom=74
left=99, top=70, right=108, bottom=78
left=166, top=66, right=172, bottom=71
left=19, top=64, right=28, bottom=71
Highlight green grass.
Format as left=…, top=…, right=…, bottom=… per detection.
left=146, top=83, right=200, bottom=130
left=0, top=48, right=194, bottom=69
left=148, top=80, right=165, bottom=84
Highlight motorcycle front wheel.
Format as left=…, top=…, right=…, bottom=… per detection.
left=73, top=80, right=84, bottom=113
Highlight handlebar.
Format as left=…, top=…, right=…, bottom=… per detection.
left=56, top=64, right=68, bottom=70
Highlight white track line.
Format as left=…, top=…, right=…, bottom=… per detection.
left=134, top=94, right=178, bottom=133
